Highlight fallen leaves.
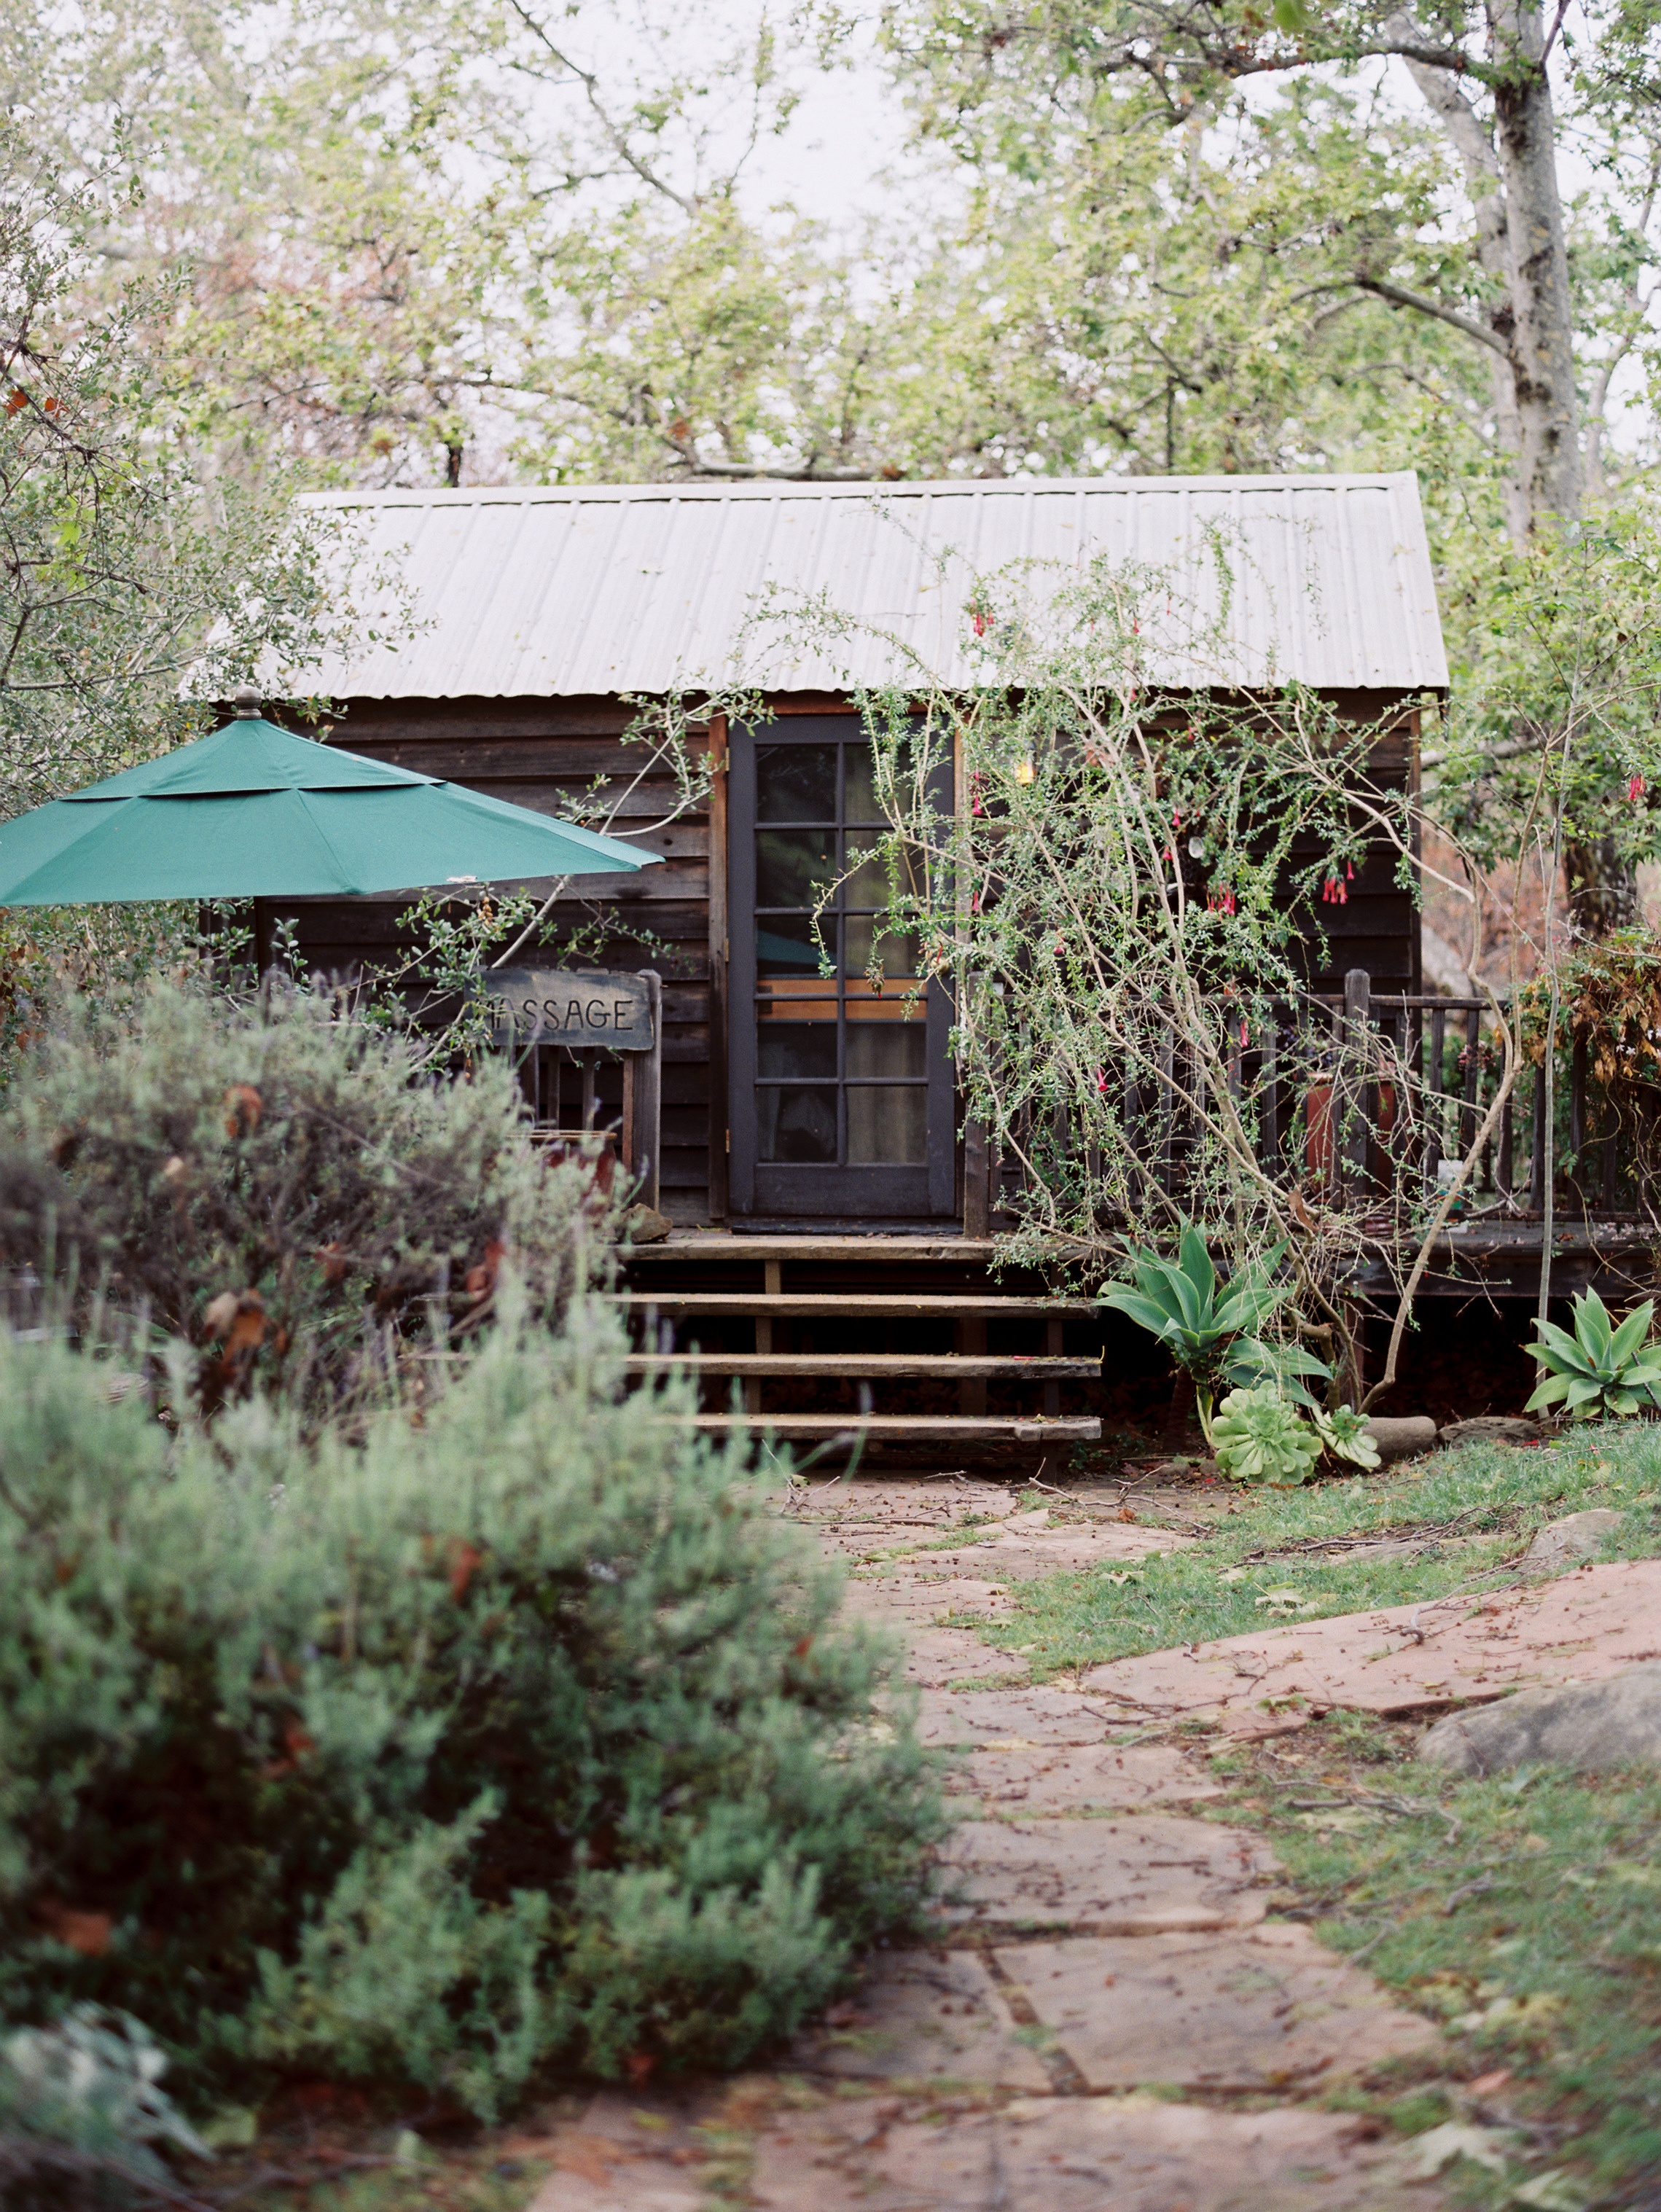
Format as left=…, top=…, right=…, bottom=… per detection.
left=222, top=1084, right=264, bottom=1138
left=36, top=1900, right=113, bottom=1955
left=201, top=1288, right=269, bottom=1355
left=1402, top=2119, right=1519, bottom=2179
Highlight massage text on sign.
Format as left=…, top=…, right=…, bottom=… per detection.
left=485, top=970, right=654, bottom=1048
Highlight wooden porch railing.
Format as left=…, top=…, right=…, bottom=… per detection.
left=972, top=969, right=1644, bottom=1229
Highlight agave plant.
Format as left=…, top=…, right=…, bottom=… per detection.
left=1526, top=1291, right=1661, bottom=1420
left=1211, top=1386, right=1323, bottom=1485
left=1313, top=1403, right=1381, bottom=1470
left=1098, top=1224, right=1329, bottom=1439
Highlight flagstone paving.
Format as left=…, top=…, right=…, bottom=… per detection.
left=1080, top=1556, right=1661, bottom=1733
left=533, top=1474, right=1450, bottom=2211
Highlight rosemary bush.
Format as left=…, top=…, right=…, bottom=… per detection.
left=0, top=1317, right=942, bottom=2116
left=0, top=976, right=594, bottom=1415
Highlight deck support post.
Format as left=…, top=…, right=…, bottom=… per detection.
left=620, top=970, right=663, bottom=1211
left=963, top=1117, right=991, bottom=1237
left=958, top=1316, right=987, bottom=1415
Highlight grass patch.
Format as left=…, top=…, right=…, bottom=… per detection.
left=978, top=1423, right=1661, bottom=1674
left=1212, top=1711, right=1661, bottom=2208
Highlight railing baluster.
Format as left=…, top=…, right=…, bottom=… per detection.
left=1429, top=1007, right=1447, bottom=1187
left=1531, top=1063, right=1545, bottom=1211
left=1263, top=1023, right=1280, bottom=1175
left=1160, top=1031, right=1176, bottom=1198
left=1604, top=1093, right=1619, bottom=1213
left=1461, top=1005, right=1481, bottom=1182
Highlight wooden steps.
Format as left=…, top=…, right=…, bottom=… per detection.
left=627, top=1234, right=1000, bottom=1263
left=620, top=1232, right=1104, bottom=1456
left=688, top=1414, right=1101, bottom=1442
left=624, top=1353, right=1099, bottom=1378
left=618, top=1294, right=1097, bottom=1319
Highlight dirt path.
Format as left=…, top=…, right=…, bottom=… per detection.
left=537, top=1477, right=1450, bottom=2211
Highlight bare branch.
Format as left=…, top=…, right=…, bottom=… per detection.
left=1353, top=275, right=1515, bottom=358
left=504, top=0, right=700, bottom=216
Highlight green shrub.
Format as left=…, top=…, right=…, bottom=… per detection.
left=0, top=977, right=595, bottom=1415
left=0, top=1316, right=944, bottom=2118
left=1097, top=1224, right=1329, bottom=1438
left=1211, top=1384, right=1322, bottom=1484
left=0, top=2004, right=209, bottom=2209
left=1527, top=1290, right=1661, bottom=1420
left=1312, top=1402, right=1381, bottom=1471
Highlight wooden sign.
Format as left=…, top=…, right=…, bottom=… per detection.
left=483, top=969, right=656, bottom=1050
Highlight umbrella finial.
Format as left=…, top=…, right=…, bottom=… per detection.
left=232, top=684, right=262, bottom=719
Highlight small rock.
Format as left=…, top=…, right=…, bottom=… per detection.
left=1522, top=1507, right=1623, bottom=1575
left=1439, top=1415, right=1539, bottom=1447
left=620, top=1204, right=672, bottom=1244
left=1364, top=1415, right=1438, bottom=1463
left=1418, top=1660, right=1661, bottom=1776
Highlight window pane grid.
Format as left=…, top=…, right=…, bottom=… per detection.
left=751, top=735, right=928, bottom=1167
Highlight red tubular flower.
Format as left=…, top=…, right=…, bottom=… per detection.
left=1631, top=774, right=1646, bottom=804
left=1240, top=1019, right=1249, bottom=1047
left=1346, top=860, right=1354, bottom=880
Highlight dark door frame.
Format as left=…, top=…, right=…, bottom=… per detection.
left=727, top=712, right=956, bottom=1223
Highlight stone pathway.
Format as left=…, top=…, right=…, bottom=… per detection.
left=534, top=1477, right=1447, bottom=2211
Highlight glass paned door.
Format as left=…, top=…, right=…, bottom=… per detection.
left=729, top=716, right=955, bottom=1219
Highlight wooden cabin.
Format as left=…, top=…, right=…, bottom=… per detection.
left=265, top=473, right=1457, bottom=1449
left=274, top=473, right=1441, bottom=1227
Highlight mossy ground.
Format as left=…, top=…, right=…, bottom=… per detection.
left=1203, top=1708, right=1661, bottom=2208
left=964, top=1423, right=1661, bottom=1676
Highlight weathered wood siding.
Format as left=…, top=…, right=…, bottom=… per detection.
left=272, top=695, right=718, bottom=1223
left=263, top=689, right=1421, bottom=1229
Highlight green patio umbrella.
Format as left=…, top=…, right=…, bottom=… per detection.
left=0, top=692, right=659, bottom=903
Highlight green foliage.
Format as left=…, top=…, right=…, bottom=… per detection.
left=1210, top=1385, right=1322, bottom=1485
left=1527, top=1291, right=1661, bottom=1420
left=0, top=128, right=360, bottom=826
left=0, top=122, right=388, bottom=1014
left=0, top=977, right=595, bottom=1418
left=0, top=2004, right=209, bottom=2200
left=1312, top=1402, right=1382, bottom=1471
left=0, top=1321, right=943, bottom=2114
left=1098, top=1224, right=1329, bottom=1433
left=1433, top=517, right=1661, bottom=934
left=828, top=556, right=1405, bottom=1301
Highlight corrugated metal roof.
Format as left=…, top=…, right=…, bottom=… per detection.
left=289, top=473, right=1447, bottom=699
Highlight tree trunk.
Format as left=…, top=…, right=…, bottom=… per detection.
left=1396, top=3, right=1579, bottom=538
left=1488, top=0, right=1581, bottom=529
left=1394, top=15, right=1529, bottom=539
left=1564, top=834, right=1641, bottom=939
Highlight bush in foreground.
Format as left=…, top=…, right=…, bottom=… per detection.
left=0, top=1316, right=944, bottom=2119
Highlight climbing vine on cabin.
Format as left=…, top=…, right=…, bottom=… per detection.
left=757, top=540, right=1511, bottom=1403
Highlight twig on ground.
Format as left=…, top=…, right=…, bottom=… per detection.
left=1344, top=1923, right=1391, bottom=1963
left=1442, top=1873, right=1497, bottom=1915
